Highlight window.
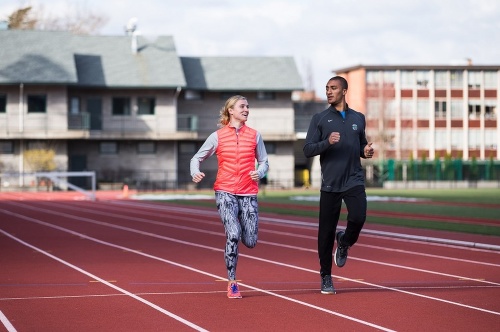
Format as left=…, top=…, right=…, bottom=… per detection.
left=69, top=97, right=80, bottom=114
left=434, top=101, right=447, bottom=119
left=434, top=71, right=448, bottom=89
left=401, top=99, right=414, bottom=119
left=220, top=92, right=240, bottom=100
left=416, top=71, right=429, bottom=89
left=367, top=71, right=396, bottom=88
left=137, top=97, right=155, bottom=115
left=435, top=129, right=446, bottom=149
left=416, top=129, right=429, bottom=149
left=385, top=129, right=396, bottom=149
left=179, top=142, right=197, bottom=154
left=100, top=142, right=118, bottom=154
left=485, top=100, right=497, bottom=119
left=385, top=100, right=397, bottom=118
left=366, top=71, right=381, bottom=87
left=256, top=91, right=275, bottom=100
left=468, top=71, right=481, bottom=89
left=416, top=99, right=429, bottom=119
left=484, top=71, right=497, bottom=89
left=450, top=129, right=463, bottom=149
left=0, top=141, right=14, bottom=154
left=184, top=90, right=203, bottom=100
left=450, top=100, right=463, bottom=119
left=27, top=141, right=46, bottom=150
left=400, top=127, right=414, bottom=149
left=264, top=142, right=276, bottom=154
left=27, top=95, right=46, bottom=113
left=137, top=142, right=156, bottom=154
left=383, top=71, right=396, bottom=86
left=366, top=99, right=381, bottom=119
left=112, top=97, right=131, bottom=115
left=485, top=129, right=497, bottom=149
left=468, top=100, right=481, bottom=119
left=450, top=71, right=463, bottom=88
left=0, top=94, right=6, bottom=113
left=468, top=129, right=481, bottom=149
left=400, top=71, right=414, bottom=89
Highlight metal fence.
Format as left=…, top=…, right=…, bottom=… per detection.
left=366, top=159, right=500, bottom=188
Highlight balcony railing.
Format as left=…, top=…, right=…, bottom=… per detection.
left=177, top=115, right=199, bottom=131
left=68, top=112, right=90, bottom=130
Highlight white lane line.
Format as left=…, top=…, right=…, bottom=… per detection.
left=0, top=228, right=209, bottom=332
left=103, top=199, right=500, bottom=250
left=0, top=212, right=395, bottom=332
left=14, top=200, right=500, bottom=268
left=0, top=310, right=17, bottom=332
left=10, top=200, right=500, bottom=278
left=2, top=206, right=500, bottom=318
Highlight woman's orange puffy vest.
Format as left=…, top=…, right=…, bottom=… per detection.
left=214, top=124, right=258, bottom=195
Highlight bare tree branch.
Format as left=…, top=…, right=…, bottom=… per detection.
left=7, top=2, right=109, bottom=35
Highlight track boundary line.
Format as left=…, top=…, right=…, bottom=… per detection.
left=106, top=200, right=500, bottom=251
left=8, top=200, right=500, bottom=268
left=0, top=211, right=396, bottom=332
left=0, top=228, right=209, bottom=332
left=2, top=205, right=500, bottom=316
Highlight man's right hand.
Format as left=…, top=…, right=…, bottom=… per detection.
left=329, top=132, right=340, bottom=145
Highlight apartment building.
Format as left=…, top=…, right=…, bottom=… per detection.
left=0, top=30, right=303, bottom=190
left=334, top=65, right=500, bottom=162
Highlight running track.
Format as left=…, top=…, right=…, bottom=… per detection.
left=0, top=191, right=499, bottom=331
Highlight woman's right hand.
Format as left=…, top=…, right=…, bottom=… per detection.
left=192, top=172, right=205, bottom=183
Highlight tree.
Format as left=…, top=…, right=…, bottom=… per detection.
left=24, top=149, right=56, bottom=172
left=24, top=148, right=57, bottom=190
left=7, top=6, right=36, bottom=30
left=7, top=2, right=108, bottom=35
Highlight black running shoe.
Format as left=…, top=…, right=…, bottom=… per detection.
left=334, top=231, right=349, bottom=267
left=320, top=275, right=335, bottom=294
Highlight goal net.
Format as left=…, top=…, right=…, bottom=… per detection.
left=0, top=171, right=96, bottom=201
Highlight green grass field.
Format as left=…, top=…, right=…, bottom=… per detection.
left=144, top=188, right=500, bottom=237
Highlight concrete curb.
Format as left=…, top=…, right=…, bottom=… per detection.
left=260, top=216, right=500, bottom=252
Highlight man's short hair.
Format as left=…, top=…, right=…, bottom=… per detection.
left=329, top=76, right=348, bottom=90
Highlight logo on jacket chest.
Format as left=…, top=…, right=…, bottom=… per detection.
left=352, top=124, right=358, bottom=131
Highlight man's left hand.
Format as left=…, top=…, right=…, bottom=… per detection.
left=364, top=142, right=374, bottom=158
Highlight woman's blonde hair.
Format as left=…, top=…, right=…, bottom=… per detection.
left=218, top=95, right=247, bottom=127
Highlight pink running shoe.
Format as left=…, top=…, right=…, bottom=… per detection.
left=227, top=281, right=242, bottom=299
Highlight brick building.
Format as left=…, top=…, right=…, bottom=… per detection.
left=334, top=65, right=499, bottom=161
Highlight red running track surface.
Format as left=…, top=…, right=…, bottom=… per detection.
left=0, top=191, right=499, bottom=331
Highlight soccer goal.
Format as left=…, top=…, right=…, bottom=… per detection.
left=0, top=171, right=96, bottom=201
left=35, top=171, right=96, bottom=201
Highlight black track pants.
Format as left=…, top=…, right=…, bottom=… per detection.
left=318, top=185, right=367, bottom=277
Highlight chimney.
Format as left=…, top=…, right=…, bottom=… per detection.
left=125, top=17, right=138, bottom=54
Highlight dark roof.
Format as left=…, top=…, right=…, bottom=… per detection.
left=0, top=30, right=186, bottom=88
left=181, top=56, right=303, bottom=91
left=0, top=30, right=77, bottom=84
left=1, top=30, right=304, bottom=91
left=334, top=64, right=500, bottom=73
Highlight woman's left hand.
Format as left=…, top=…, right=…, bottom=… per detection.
left=249, top=171, right=260, bottom=182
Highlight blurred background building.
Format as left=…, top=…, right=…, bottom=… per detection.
left=324, top=65, right=499, bottom=188
left=1, top=30, right=499, bottom=191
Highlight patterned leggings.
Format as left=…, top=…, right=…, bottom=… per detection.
left=215, top=191, right=259, bottom=281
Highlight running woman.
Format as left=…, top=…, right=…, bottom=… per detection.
left=190, top=95, right=269, bottom=299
